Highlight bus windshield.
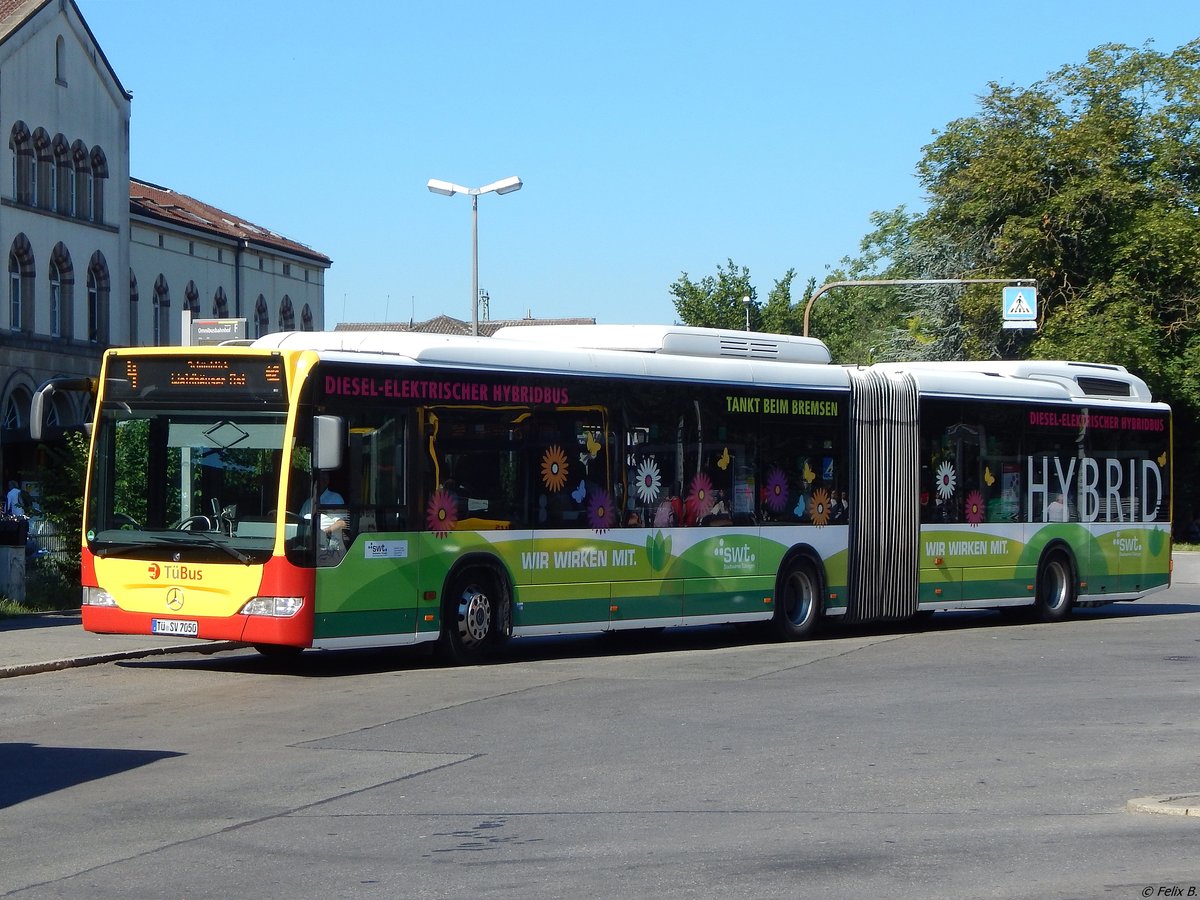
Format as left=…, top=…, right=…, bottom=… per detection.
left=86, top=403, right=292, bottom=562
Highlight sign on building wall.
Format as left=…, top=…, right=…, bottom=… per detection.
left=190, top=318, right=247, bottom=345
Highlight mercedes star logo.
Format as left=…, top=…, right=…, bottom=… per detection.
left=165, top=587, right=184, bottom=611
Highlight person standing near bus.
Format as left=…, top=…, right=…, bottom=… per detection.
left=5, top=480, right=25, bottom=517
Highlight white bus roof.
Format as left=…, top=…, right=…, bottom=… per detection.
left=249, top=327, right=1159, bottom=406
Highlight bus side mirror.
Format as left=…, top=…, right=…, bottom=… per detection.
left=314, top=415, right=344, bottom=471
left=31, top=377, right=96, bottom=440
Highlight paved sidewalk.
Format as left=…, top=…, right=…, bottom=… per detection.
left=0, top=612, right=241, bottom=678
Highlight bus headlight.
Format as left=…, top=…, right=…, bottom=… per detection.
left=241, top=596, right=304, bottom=618
left=83, top=586, right=117, bottom=607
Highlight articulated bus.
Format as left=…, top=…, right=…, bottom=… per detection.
left=49, top=325, right=1171, bottom=662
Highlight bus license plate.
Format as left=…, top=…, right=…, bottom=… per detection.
left=151, top=618, right=199, bottom=637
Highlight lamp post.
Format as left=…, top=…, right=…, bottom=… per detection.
left=741, top=295, right=752, bottom=330
left=426, top=175, right=523, bottom=336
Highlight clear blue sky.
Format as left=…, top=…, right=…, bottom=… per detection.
left=83, top=1, right=1197, bottom=328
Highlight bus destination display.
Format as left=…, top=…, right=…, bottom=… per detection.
left=111, top=356, right=285, bottom=401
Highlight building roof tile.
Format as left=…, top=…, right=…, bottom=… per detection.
left=130, top=178, right=331, bottom=265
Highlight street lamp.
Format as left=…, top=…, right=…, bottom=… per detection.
left=741, top=295, right=752, bottom=330
left=426, top=175, right=523, bottom=336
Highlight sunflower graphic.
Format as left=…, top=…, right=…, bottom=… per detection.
left=809, top=488, right=831, bottom=527
left=588, top=488, right=617, bottom=532
left=687, top=472, right=714, bottom=521
left=634, top=458, right=662, bottom=504
left=425, top=488, right=458, bottom=537
left=935, top=461, right=957, bottom=500
left=965, top=489, right=985, bottom=526
left=540, top=445, right=569, bottom=492
left=764, top=466, right=789, bottom=512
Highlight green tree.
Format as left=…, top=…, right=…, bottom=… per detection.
left=827, top=39, right=1200, bottom=514
left=669, top=259, right=757, bottom=330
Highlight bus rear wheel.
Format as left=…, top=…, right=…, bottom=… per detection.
left=1034, top=551, right=1076, bottom=622
left=773, top=559, right=822, bottom=641
left=440, top=571, right=503, bottom=665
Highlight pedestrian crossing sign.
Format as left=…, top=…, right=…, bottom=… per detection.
left=1002, top=286, right=1037, bottom=330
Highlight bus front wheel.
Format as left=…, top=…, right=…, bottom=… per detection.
left=440, top=571, right=503, bottom=665
left=1034, top=551, right=1076, bottom=623
left=773, top=559, right=822, bottom=641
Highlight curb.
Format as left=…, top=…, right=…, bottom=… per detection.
left=1127, top=794, right=1200, bottom=817
left=0, top=640, right=245, bottom=679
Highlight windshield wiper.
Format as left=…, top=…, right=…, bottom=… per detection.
left=93, top=531, right=252, bottom=564
left=174, top=529, right=253, bottom=565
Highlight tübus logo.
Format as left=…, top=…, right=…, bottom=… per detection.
left=147, top=563, right=203, bottom=582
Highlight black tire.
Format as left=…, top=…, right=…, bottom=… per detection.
left=440, top=571, right=505, bottom=664
left=1034, top=550, right=1076, bottom=622
left=772, top=559, right=822, bottom=640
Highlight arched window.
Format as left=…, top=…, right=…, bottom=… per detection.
left=89, top=145, right=108, bottom=224
left=71, top=140, right=88, bottom=219
left=8, top=253, right=20, bottom=331
left=278, top=295, right=295, bottom=331
left=50, top=243, right=74, bottom=340
left=213, top=287, right=229, bottom=318
left=153, top=274, right=170, bottom=345
left=33, top=129, right=51, bottom=210
left=52, top=134, right=70, bottom=215
left=184, top=281, right=200, bottom=317
left=49, top=261, right=62, bottom=338
left=301, top=303, right=314, bottom=331
left=8, top=234, right=34, bottom=333
left=10, top=122, right=32, bottom=205
left=2, top=386, right=32, bottom=432
left=129, top=269, right=139, bottom=346
left=88, top=252, right=110, bottom=344
left=55, top=35, right=67, bottom=84
left=254, top=295, right=269, bottom=338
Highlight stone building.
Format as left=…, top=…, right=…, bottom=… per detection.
left=1, top=0, right=330, bottom=489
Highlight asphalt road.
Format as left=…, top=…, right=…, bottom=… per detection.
left=3, top=586, right=1200, bottom=899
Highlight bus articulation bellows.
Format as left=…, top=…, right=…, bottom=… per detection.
left=47, top=324, right=1170, bottom=662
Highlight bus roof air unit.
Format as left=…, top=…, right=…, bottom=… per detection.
left=490, top=324, right=832, bottom=365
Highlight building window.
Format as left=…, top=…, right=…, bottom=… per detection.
left=89, top=146, right=108, bottom=224
left=55, top=35, right=67, bottom=85
left=88, top=270, right=99, bottom=342
left=85, top=169, right=95, bottom=222
left=254, top=295, right=268, bottom=338
left=214, top=287, right=229, bottom=318
left=49, top=261, right=62, bottom=337
left=153, top=275, right=170, bottom=345
left=184, top=281, right=200, bottom=318
left=87, top=252, right=110, bottom=345
left=279, top=295, right=295, bottom=331
left=158, top=234, right=164, bottom=249
left=189, top=241, right=195, bottom=256
left=71, top=140, right=88, bottom=217
left=283, top=263, right=291, bottom=277
left=301, top=303, right=314, bottom=331
left=8, top=235, right=34, bottom=333
left=53, top=135, right=70, bottom=214
left=10, top=122, right=32, bottom=205
left=8, top=255, right=20, bottom=331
